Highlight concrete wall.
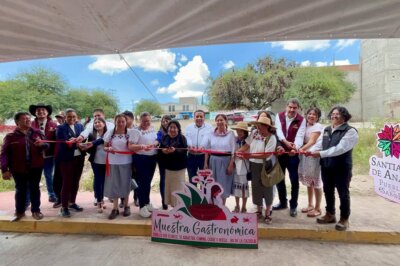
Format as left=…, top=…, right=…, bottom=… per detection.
left=360, top=39, right=400, bottom=120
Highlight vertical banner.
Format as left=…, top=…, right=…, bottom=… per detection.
left=151, top=170, right=258, bottom=249
left=369, top=124, right=400, bottom=203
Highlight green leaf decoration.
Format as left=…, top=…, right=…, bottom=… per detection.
left=176, top=193, right=191, bottom=209
left=201, top=196, right=208, bottom=205
left=178, top=207, right=191, bottom=217
left=378, top=139, right=391, bottom=156
left=187, top=185, right=202, bottom=205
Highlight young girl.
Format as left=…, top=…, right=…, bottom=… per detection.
left=103, top=114, right=133, bottom=219
left=231, top=122, right=250, bottom=213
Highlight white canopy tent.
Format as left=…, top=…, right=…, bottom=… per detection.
left=1, top=0, right=400, bottom=62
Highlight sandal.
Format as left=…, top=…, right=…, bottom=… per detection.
left=232, top=206, right=240, bottom=213
left=255, top=211, right=263, bottom=219
left=264, top=215, right=272, bottom=224
left=307, top=209, right=321, bottom=217
left=301, top=206, right=314, bottom=213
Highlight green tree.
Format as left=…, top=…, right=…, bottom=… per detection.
left=64, top=89, right=119, bottom=119
left=134, top=100, right=162, bottom=116
left=0, top=67, right=119, bottom=121
left=284, top=67, right=356, bottom=111
left=207, top=56, right=296, bottom=110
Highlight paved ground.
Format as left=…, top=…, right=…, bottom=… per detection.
left=0, top=233, right=399, bottom=266
left=1, top=190, right=399, bottom=232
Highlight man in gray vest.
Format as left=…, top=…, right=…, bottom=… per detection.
left=310, top=106, right=358, bottom=231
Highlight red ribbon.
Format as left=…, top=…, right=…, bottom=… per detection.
left=37, top=139, right=76, bottom=148
left=105, top=150, right=136, bottom=176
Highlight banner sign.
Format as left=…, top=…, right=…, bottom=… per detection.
left=369, top=124, right=400, bottom=203
left=151, top=169, right=258, bottom=249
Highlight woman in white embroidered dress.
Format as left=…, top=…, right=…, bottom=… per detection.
left=298, top=107, right=324, bottom=217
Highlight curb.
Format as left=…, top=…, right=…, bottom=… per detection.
left=1, top=217, right=399, bottom=244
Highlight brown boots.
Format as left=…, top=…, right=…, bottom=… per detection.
left=317, top=213, right=349, bottom=231
left=316, top=212, right=336, bottom=224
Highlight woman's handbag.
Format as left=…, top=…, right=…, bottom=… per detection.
left=260, top=136, right=285, bottom=187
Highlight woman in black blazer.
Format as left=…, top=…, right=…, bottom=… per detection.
left=56, top=109, right=86, bottom=218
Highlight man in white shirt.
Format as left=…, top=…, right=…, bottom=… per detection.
left=274, top=99, right=306, bottom=217
left=184, top=110, right=213, bottom=185
left=310, top=106, right=358, bottom=231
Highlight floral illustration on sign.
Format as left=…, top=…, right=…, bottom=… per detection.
left=376, top=124, right=400, bottom=158
left=173, top=169, right=227, bottom=221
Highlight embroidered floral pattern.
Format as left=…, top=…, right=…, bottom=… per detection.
left=377, top=124, right=400, bottom=158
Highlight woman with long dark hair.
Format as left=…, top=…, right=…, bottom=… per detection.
left=203, top=114, right=236, bottom=205
left=103, top=114, right=133, bottom=219
left=157, top=115, right=171, bottom=210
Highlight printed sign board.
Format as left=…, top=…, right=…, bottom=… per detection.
left=369, top=124, right=400, bottom=203
left=151, top=169, right=258, bottom=249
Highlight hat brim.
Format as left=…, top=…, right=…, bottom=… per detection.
left=248, top=121, right=276, bottom=129
left=29, top=104, right=52, bottom=117
left=231, top=126, right=250, bottom=132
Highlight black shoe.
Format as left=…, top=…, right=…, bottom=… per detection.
left=108, top=209, right=119, bottom=220
left=123, top=207, right=131, bottom=217
left=162, top=204, right=168, bottom=210
left=272, top=202, right=288, bottom=211
left=60, top=207, right=71, bottom=218
left=290, top=208, right=298, bottom=217
left=53, top=201, right=62, bottom=208
left=69, top=203, right=83, bottom=212
left=48, top=196, right=57, bottom=203
left=10, top=212, right=25, bottom=222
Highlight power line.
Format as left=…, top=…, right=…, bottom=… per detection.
left=117, top=51, right=159, bottom=102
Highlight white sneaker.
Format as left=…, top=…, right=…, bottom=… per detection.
left=146, top=203, right=156, bottom=212
left=139, top=206, right=152, bottom=218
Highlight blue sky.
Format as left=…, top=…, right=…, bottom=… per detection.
left=0, top=39, right=359, bottom=111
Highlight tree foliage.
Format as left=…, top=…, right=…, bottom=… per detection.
left=134, top=100, right=162, bottom=116
left=0, top=67, right=119, bottom=121
left=207, top=56, right=296, bottom=110
left=284, top=67, right=356, bottom=111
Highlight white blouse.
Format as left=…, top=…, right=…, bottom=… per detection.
left=203, top=130, right=236, bottom=154
left=103, top=132, right=133, bottom=165
left=128, top=127, right=158, bottom=156
left=246, top=129, right=277, bottom=164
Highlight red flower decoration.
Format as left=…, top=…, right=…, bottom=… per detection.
left=377, top=124, right=400, bottom=159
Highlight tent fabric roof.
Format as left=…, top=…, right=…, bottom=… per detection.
left=1, top=0, right=400, bottom=62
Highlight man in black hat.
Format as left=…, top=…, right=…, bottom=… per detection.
left=29, top=103, right=58, bottom=203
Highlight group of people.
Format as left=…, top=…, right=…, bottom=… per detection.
left=1, top=99, right=358, bottom=231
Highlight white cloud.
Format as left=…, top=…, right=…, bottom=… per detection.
left=150, top=79, right=159, bottom=86
left=222, top=60, right=235, bottom=69
left=331, top=59, right=351, bottom=66
left=156, top=55, right=210, bottom=98
left=336, top=39, right=356, bottom=51
left=271, top=40, right=331, bottom=51
left=315, top=61, right=328, bottom=67
left=88, top=49, right=177, bottom=74
left=300, top=60, right=328, bottom=67
left=179, top=55, right=188, bottom=62
left=300, top=60, right=311, bottom=67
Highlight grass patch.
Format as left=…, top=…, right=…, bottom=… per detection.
left=353, top=128, right=377, bottom=175
left=0, top=174, right=14, bottom=192
left=80, top=171, right=94, bottom=191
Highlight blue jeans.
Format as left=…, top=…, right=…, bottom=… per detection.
left=13, top=168, right=42, bottom=213
left=43, top=157, right=56, bottom=198
left=276, top=154, right=300, bottom=209
left=187, top=154, right=205, bottom=185
left=133, top=154, right=157, bottom=208
left=91, top=163, right=106, bottom=203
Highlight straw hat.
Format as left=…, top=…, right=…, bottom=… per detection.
left=55, top=111, right=65, bottom=119
left=231, top=121, right=250, bottom=132
left=249, top=116, right=276, bottom=129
